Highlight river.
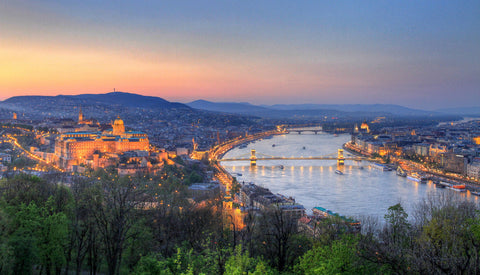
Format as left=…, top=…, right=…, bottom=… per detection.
left=221, top=132, right=478, bottom=221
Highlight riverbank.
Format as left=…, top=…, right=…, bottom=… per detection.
left=344, top=141, right=480, bottom=192
left=211, top=130, right=284, bottom=161
left=222, top=132, right=468, bottom=220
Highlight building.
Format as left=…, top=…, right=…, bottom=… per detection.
left=444, top=153, right=467, bottom=174
left=413, top=143, right=430, bottom=157
left=360, top=120, right=370, bottom=133
left=240, top=183, right=305, bottom=219
left=0, top=153, right=11, bottom=163
left=467, top=158, right=480, bottom=179
left=55, top=116, right=149, bottom=170
left=188, top=182, right=221, bottom=201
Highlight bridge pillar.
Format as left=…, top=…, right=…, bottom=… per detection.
left=250, top=149, right=257, bottom=166
left=337, top=149, right=345, bottom=165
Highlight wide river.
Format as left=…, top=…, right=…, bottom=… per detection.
left=221, top=132, right=478, bottom=221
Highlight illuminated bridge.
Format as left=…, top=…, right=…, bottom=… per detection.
left=287, top=126, right=323, bottom=134
left=219, top=149, right=367, bottom=166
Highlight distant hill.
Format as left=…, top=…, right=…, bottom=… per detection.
left=265, top=104, right=434, bottom=116
left=3, top=92, right=188, bottom=110
left=188, top=100, right=438, bottom=117
left=187, top=100, right=270, bottom=113
left=435, top=106, right=480, bottom=116
left=0, top=92, right=191, bottom=121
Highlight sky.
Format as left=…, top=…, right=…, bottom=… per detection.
left=0, top=1, right=479, bottom=110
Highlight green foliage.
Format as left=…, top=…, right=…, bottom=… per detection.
left=0, top=208, right=14, bottom=275
left=295, top=235, right=377, bottom=275
left=184, top=171, right=203, bottom=185
left=8, top=200, right=69, bottom=274
left=0, top=174, right=54, bottom=207
left=225, top=246, right=274, bottom=275
left=384, top=203, right=410, bottom=246
left=133, top=254, right=169, bottom=275
left=2, top=165, right=480, bottom=275
left=134, top=247, right=215, bottom=275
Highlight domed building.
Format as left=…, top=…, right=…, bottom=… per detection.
left=360, top=120, right=370, bottom=133
left=112, top=116, right=126, bottom=136
left=55, top=115, right=149, bottom=170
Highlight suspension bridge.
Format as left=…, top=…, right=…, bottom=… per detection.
left=286, top=126, right=323, bottom=134
left=219, top=149, right=367, bottom=166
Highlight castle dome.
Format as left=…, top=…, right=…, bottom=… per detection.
left=114, top=116, right=124, bottom=126
left=112, top=116, right=125, bottom=135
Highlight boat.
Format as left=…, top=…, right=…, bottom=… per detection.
left=407, top=173, right=427, bottom=183
left=272, top=144, right=276, bottom=147
left=471, top=191, right=480, bottom=196
left=396, top=167, right=407, bottom=177
left=335, top=170, right=343, bottom=175
left=447, top=184, right=466, bottom=192
left=438, top=181, right=452, bottom=188
left=278, top=165, right=284, bottom=170
left=371, top=163, right=388, bottom=171
left=302, top=146, right=306, bottom=150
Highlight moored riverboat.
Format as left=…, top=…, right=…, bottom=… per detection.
left=447, top=184, right=466, bottom=192
left=407, top=173, right=427, bottom=183
left=371, top=163, right=388, bottom=171
left=396, top=167, right=407, bottom=177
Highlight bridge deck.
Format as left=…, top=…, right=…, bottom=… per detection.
left=220, top=157, right=365, bottom=161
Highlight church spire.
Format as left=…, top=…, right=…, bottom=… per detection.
left=78, top=107, right=84, bottom=123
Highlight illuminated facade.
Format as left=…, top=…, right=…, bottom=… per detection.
left=55, top=116, right=149, bottom=170
left=360, top=120, right=370, bottom=133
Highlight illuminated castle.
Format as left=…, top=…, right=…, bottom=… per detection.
left=55, top=114, right=149, bottom=170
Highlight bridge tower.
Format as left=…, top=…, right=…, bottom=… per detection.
left=337, top=149, right=345, bottom=165
left=250, top=149, right=257, bottom=166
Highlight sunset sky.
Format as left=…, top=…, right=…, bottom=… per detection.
left=0, top=1, right=479, bottom=109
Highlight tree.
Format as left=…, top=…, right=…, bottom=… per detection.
left=0, top=208, right=14, bottom=275
left=253, top=206, right=301, bottom=272
left=90, top=174, right=148, bottom=275
left=383, top=203, right=411, bottom=247
left=295, top=235, right=377, bottom=275
left=416, top=200, right=479, bottom=274
left=224, top=245, right=273, bottom=275
left=37, top=201, right=69, bottom=275
left=358, top=203, right=413, bottom=274
left=9, top=202, right=42, bottom=274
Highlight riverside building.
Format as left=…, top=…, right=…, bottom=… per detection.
left=55, top=114, right=149, bottom=170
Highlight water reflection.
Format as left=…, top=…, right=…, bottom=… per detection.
left=222, top=133, right=475, bottom=220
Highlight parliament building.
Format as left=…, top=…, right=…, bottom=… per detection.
left=55, top=112, right=149, bottom=170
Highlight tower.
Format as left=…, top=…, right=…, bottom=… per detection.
left=250, top=149, right=257, bottom=166
left=337, top=149, right=345, bottom=165
left=192, top=137, right=198, bottom=151
left=78, top=107, right=84, bottom=123
left=112, top=116, right=125, bottom=135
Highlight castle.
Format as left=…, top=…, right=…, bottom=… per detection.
left=55, top=110, right=149, bottom=170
